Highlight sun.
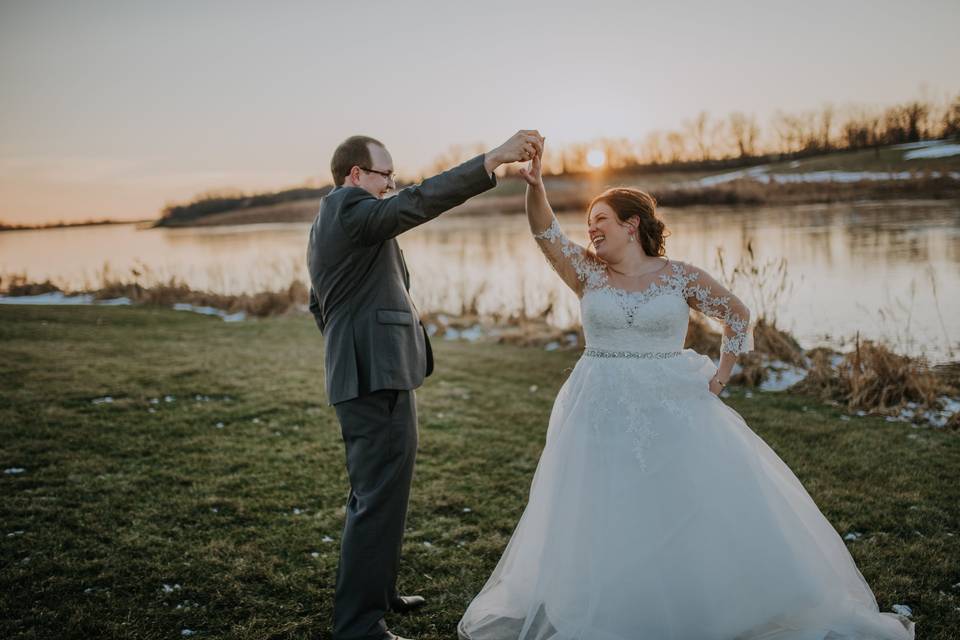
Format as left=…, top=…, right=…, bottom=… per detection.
left=586, top=149, right=606, bottom=169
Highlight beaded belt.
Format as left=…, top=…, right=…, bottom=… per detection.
left=583, top=348, right=682, bottom=359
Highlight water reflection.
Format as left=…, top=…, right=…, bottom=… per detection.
left=1, top=200, right=957, bottom=360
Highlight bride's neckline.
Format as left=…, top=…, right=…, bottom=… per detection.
left=604, top=258, right=672, bottom=294
left=607, top=256, right=670, bottom=278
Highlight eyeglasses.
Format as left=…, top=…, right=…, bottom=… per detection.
left=359, top=166, right=396, bottom=182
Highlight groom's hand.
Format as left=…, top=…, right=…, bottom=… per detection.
left=484, top=130, right=544, bottom=174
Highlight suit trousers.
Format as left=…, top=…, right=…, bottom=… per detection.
left=332, top=388, right=418, bottom=640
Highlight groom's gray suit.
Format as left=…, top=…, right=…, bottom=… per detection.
left=307, top=154, right=496, bottom=640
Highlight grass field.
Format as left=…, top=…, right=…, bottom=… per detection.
left=1, top=306, right=958, bottom=639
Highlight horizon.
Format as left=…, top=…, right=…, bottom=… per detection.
left=2, top=0, right=959, bottom=225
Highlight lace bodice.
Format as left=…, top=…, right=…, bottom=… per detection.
left=533, top=217, right=753, bottom=355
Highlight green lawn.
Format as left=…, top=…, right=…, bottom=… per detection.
left=1, top=306, right=957, bottom=639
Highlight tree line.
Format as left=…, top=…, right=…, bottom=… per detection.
left=430, top=91, right=960, bottom=175
left=159, top=91, right=959, bottom=224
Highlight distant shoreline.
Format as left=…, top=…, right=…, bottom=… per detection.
left=151, top=175, right=960, bottom=229
left=0, top=219, right=151, bottom=233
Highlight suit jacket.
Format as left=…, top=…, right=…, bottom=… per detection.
left=307, top=154, right=496, bottom=405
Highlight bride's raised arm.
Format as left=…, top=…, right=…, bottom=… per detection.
left=520, top=150, right=607, bottom=297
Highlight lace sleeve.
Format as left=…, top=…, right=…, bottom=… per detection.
left=533, top=217, right=608, bottom=295
left=678, top=263, right=754, bottom=355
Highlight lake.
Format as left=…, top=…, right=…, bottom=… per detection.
left=2, top=200, right=958, bottom=362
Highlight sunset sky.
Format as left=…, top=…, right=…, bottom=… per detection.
left=2, top=0, right=958, bottom=225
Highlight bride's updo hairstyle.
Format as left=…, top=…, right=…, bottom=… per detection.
left=587, top=188, right=669, bottom=257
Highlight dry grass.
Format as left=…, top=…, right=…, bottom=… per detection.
left=93, top=278, right=310, bottom=317
left=0, top=274, right=63, bottom=296
left=3, top=261, right=956, bottom=422
left=796, top=334, right=953, bottom=418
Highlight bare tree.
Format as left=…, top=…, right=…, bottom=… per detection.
left=728, top=112, right=760, bottom=158
left=684, top=111, right=712, bottom=161
left=428, top=143, right=488, bottom=175
left=818, top=103, right=835, bottom=151
left=942, top=93, right=960, bottom=138
left=640, top=131, right=665, bottom=165
left=665, top=131, right=688, bottom=163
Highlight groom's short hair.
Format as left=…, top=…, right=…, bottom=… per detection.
left=331, top=135, right=386, bottom=187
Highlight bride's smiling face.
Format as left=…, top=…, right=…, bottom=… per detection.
left=587, top=201, right=637, bottom=262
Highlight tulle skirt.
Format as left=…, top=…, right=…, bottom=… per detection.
left=457, top=349, right=915, bottom=640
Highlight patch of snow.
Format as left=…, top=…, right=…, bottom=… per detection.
left=904, top=143, right=960, bottom=160
left=0, top=292, right=93, bottom=305
left=891, top=604, right=912, bottom=617
left=940, top=396, right=960, bottom=414
left=544, top=341, right=560, bottom=351
left=322, top=535, right=334, bottom=543
left=696, top=165, right=770, bottom=187
left=459, top=324, right=484, bottom=342
left=767, top=170, right=915, bottom=184
left=843, top=532, right=863, bottom=541
left=91, top=396, right=114, bottom=404
left=0, top=292, right=132, bottom=306
left=172, top=303, right=246, bottom=322
left=693, top=165, right=953, bottom=188
left=758, top=362, right=808, bottom=392
left=4, top=468, right=26, bottom=475
left=891, top=140, right=944, bottom=150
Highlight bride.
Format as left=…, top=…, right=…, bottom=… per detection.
left=456, top=146, right=915, bottom=640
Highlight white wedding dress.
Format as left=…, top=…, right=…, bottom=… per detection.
left=457, top=218, right=915, bottom=640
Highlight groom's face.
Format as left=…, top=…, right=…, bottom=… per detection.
left=356, top=143, right=396, bottom=199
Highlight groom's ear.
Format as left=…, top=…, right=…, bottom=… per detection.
left=345, top=166, right=360, bottom=186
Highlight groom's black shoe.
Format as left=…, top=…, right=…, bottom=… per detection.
left=389, top=594, right=426, bottom=614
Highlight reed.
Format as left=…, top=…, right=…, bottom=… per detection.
left=93, top=278, right=310, bottom=317
left=0, top=273, right=62, bottom=296
left=797, top=334, right=953, bottom=417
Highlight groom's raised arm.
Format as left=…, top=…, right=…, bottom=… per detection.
left=337, top=130, right=543, bottom=246
left=337, top=154, right=495, bottom=246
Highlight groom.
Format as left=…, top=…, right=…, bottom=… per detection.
left=307, top=130, right=542, bottom=640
